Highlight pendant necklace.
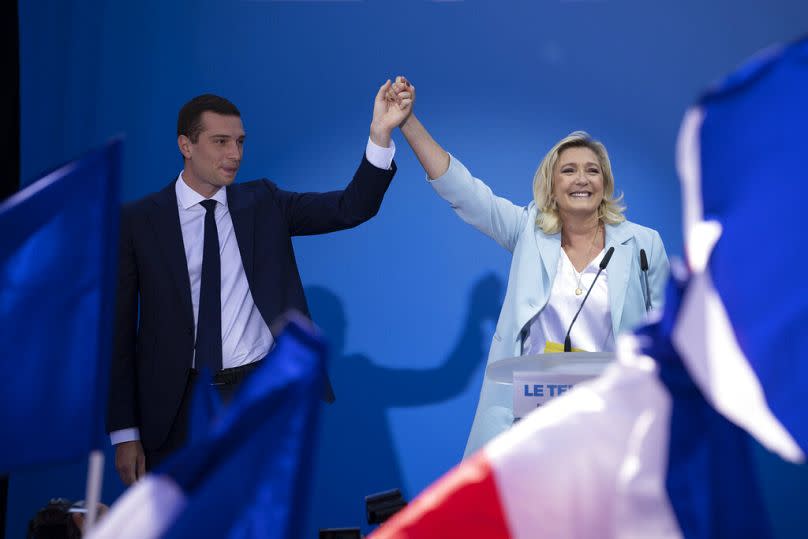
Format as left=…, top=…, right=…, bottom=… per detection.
left=570, top=223, right=601, bottom=296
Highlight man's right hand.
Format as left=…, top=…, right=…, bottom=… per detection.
left=370, top=79, right=413, bottom=148
left=115, top=440, right=146, bottom=486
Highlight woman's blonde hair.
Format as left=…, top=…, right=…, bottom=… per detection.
left=532, top=131, right=625, bottom=234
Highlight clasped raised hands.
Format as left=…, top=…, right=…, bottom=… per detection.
left=370, top=76, right=415, bottom=147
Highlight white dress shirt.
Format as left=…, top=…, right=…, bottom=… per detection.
left=111, top=138, right=394, bottom=445
left=176, top=172, right=274, bottom=369
left=523, top=248, right=614, bottom=355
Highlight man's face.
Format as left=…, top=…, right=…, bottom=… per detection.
left=179, top=111, right=245, bottom=196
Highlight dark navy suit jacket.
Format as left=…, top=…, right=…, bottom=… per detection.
left=107, top=155, right=396, bottom=450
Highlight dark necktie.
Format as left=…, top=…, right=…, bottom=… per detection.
left=196, top=199, right=223, bottom=372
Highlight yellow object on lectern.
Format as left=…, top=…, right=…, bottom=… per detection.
left=544, top=341, right=587, bottom=354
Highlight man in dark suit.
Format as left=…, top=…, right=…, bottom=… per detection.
left=108, top=82, right=413, bottom=485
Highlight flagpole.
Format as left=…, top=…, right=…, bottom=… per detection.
left=83, top=450, right=104, bottom=531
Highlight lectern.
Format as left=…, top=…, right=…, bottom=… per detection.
left=485, top=352, right=615, bottom=421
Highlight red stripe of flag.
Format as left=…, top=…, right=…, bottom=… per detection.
left=370, top=451, right=512, bottom=539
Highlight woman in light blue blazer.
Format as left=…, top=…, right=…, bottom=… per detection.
left=390, top=77, right=669, bottom=457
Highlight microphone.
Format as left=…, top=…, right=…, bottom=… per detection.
left=640, top=248, right=652, bottom=312
left=564, top=247, right=615, bottom=352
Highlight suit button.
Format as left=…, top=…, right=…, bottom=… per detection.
left=187, top=327, right=194, bottom=336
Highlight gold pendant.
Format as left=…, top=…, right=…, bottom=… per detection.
left=575, top=288, right=583, bottom=296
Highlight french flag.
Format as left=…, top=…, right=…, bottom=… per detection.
left=371, top=35, right=808, bottom=539
left=88, top=316, right=326, bottom=538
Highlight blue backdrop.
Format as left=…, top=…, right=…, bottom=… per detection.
left=11, top=1, right=808, bottom=537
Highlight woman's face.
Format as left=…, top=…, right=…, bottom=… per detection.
left=552, top=146, right=605, bottom=221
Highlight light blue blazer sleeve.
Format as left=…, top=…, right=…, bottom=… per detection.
left=429, top=154, right=529, bottom=253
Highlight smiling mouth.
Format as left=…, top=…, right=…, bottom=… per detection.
left=569, top=191, right=592, bottom=198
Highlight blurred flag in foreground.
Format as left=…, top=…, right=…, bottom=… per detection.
left=370, top=35, right=808, bottom=539
left=88, top=316, right=326, bottom=539
left=0, top=141, right=121, bottom=473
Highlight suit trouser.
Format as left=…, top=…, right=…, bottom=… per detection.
left=144, top=361, right=261, bottom=470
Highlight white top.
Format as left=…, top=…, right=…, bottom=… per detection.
left=523, top=248, right=614, bottom=355
left=111, top=138, right=395, bottom=445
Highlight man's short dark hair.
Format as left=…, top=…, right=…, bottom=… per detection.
left=177, top=94, right=241, bottom=143
left=26, top=498, right=82, bottom=539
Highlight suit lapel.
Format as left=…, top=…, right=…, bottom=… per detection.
left=535, top=229, right=561, bottom=288
left=148, top=181, right=195, bottom=326
left=605, top=222, right=634, bottom=334
left=511, top=227, right=560, bottom=337
left=226, top=184, right=256, bottom=288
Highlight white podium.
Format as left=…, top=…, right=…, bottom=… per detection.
left=485, top=352, right=615, bottom=421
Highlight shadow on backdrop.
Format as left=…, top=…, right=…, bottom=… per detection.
left=305, top=273, right=503, bottom=535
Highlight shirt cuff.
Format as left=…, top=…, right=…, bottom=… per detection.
left=110, top=427, right=140, bottom=446
left=365, top=137, right=395, bottom=170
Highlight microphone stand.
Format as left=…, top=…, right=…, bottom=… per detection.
left=564, top=247, right=615, bottom=352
